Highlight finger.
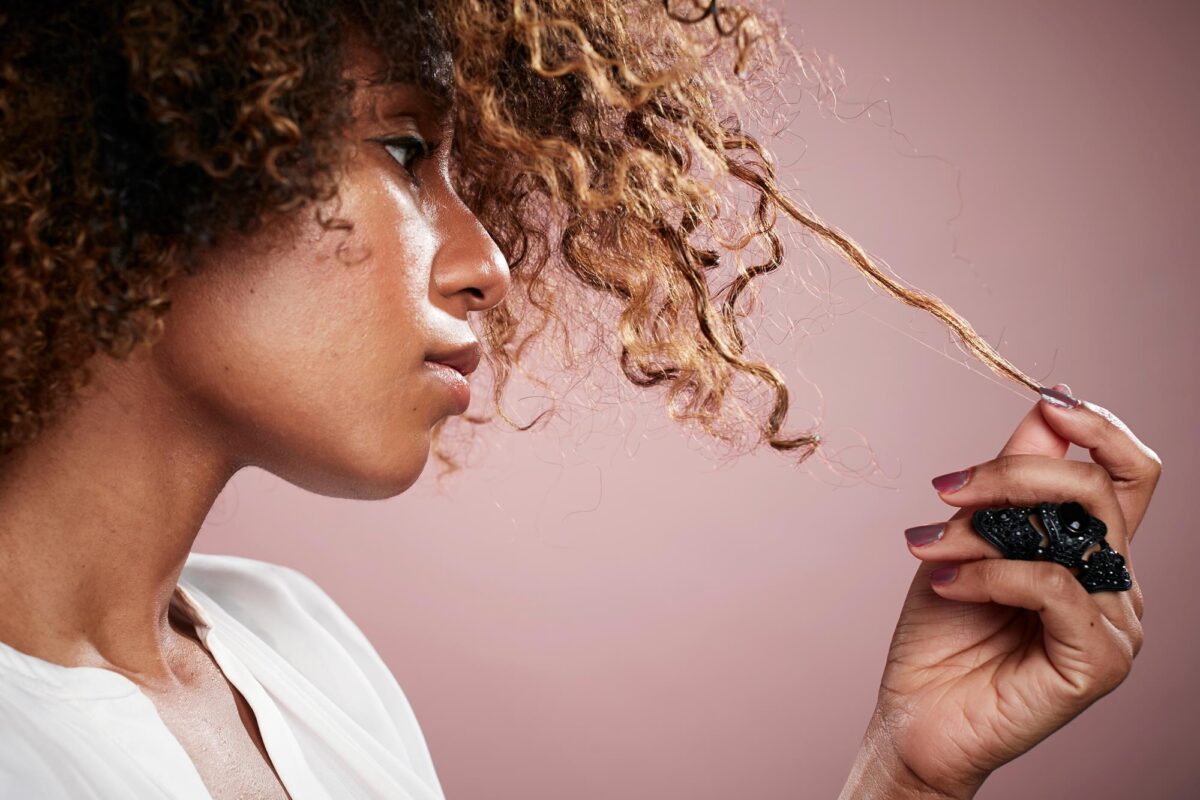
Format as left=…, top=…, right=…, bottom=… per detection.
left=905, top=517, right=1002, bottom=561
left=928, top=558, right=1141, bottom=690
left=932, top=454, right=1127, bottom=547
left=929, top=454, right=1143, bottom=624
left=907, top=514, right=1145, bottom=622
left=1037, top=392, right=1163, bottom=537
left=998, top=387, right=1072, bottom=459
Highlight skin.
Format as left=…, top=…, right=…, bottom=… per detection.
left=0, top=37, right=508, bottom=800
left=0, top=35, right=1163, bottom=800
left=842, top=389, right=1161, bottom=799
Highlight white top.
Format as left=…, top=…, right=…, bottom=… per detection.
left=0, top=552, right=445, bottom=799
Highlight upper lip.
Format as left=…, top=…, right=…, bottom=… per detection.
left=426, top=341, right=482, bottom=376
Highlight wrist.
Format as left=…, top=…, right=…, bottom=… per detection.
left=838, top=712, right=985, bottom=800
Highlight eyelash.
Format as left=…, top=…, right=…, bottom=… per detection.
left=374, top=135, right=430, bottom=182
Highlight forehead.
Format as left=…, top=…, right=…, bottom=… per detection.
left=342, top=26, right=454, bottom=114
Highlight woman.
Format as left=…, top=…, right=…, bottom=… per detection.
left=0, top=1, right=1161, bottom=798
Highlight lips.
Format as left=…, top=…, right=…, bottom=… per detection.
left=424, top=341, right=481, bottom=377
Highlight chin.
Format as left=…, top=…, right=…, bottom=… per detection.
left=269, top=429, right=433, bottom=501
left=342, top=441, right=432, bottom=500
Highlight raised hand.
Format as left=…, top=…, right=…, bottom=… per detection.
left=844, top=385, right=1161, bottom=799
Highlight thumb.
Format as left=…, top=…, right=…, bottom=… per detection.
left=997, top=383, right=1072, bottom=459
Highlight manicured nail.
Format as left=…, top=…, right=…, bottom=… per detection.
left=931, top=468, right=971, bottom=494
left=929, top=565, right=959, bottom=585
left=1039, top=383, right=1081, bottom=409
left=905, top=524, right=945, bottom=547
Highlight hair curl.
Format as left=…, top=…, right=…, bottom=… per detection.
left=0, top=0, right=1038, bottom=467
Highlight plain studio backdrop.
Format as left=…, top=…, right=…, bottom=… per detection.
left=195, top=1, right=1199, bottom=798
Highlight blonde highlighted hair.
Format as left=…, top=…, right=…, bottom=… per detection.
left=0, top=0, right=1036, bottom=464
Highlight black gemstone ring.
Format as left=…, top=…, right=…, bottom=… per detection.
left=970, top=501, right=1132, bottom=593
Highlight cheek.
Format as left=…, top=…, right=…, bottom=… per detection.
left=152, top=191, right=442, bottom=498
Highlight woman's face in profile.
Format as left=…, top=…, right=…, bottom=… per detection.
left=147, top=37, right=510, bottom=500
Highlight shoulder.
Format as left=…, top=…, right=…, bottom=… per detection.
left=179, top=553, right=442, bottom=789
left=0, top=698, right=91, bottom=798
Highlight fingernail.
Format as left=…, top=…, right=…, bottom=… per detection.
left=905, top=524, right=945, bottom=547
left=929, top=565, right=959, bottom=585
left=1039, top=383, right=1081, bottom=409
left=931, top=468, right=971, bottom=494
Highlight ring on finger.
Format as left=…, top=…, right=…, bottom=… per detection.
left=971, top=501, right=1132, bottom=593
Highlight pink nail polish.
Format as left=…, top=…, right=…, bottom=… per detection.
left=929, top=565, right=959, bottom=585
left=1039, top=384, right=1081, bottom=409
left=931, top=468, right=971, bottom=493
left=905, top=524, right=945, bottom=547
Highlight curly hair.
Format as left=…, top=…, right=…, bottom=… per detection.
left=0, top=0, right=1038, bottom=467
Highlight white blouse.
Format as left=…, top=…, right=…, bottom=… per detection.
left=0, top=552, right=445, bottom=799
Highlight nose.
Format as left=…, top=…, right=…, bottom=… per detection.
left=430, top=199, right=511, bottom=315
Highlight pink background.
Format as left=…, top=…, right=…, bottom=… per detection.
left=196, top=1, right=1200, bottom=797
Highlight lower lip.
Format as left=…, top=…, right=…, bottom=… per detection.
left=424, top=361, right=471, bottom=412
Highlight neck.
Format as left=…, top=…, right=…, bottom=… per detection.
left=0, top=349, right=237, bottom=684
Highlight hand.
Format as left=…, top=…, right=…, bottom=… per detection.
left=867, top=386, right=1161, bottom=798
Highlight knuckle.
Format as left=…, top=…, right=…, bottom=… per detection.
left=991, top=455, right=1017, bottom=483
left=1086, top=638, right=1134, bottom=695
left=1038, top=562, right=1078, bottom=599
left=1129, top=621, right=1145, bottom=659
left=1000, top=453, right=1036, bottom=477
left=1095, top=663, right=1131, bottom=695
left=1071, top=651, right=1130, bottom=699
left=973, top=557, right=1000, bottom=584
left=1084, top=461, right=1112, bottom=498
left=1108, top=645, right=1135, bottom=688
left=1130, top=581, right=1146, bottom=621
left=1091, top=402, right=1162, bottom=482
left=1143, top=448, right=1164, bottom=480
left=977, top=558, right=1011, bottom=589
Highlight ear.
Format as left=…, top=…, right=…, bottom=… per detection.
left=997, top=393, right=1071, bottom=459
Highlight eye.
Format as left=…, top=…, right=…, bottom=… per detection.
left=374, top=135, right=430, bottom=181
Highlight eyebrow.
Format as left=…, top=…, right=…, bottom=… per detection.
left=365, top=83, right=453, bottom=125
left=363, top=87, right=454, bottom=142
left=363, top=46, right=454, bottom=107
